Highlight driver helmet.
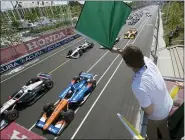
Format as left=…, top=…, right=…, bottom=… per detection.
left=67, top=90, right=72, bottom=96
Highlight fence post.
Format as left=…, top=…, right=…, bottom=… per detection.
left=154, top=6, right=160, bottom=64
left=140, top=112, right=149, bottom=138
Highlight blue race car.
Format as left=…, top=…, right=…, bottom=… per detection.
left=35, top=72, right=97, bottom=135
left=60, top=72, right=97, bottom=105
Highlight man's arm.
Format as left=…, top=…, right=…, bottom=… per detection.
left=132, top=86, right=154, bottom=115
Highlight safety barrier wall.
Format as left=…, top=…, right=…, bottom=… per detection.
left=0, top=27, right=74, bottom=65
left=0, top=34, right=81, bottom=74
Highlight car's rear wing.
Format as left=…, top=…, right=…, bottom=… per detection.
left=37, top=73, right=51, bottom=80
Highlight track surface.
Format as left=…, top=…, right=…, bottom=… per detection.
left=1, top=5, right=158, bottom=139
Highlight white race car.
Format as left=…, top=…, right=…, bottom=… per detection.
left=66, top=41, right=94, bottom=59
left=146, top=13, right=152, bottom=17
left=0, top=73, right=54, bottom=130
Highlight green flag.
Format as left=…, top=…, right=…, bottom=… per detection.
left=75, top=1, right=132, bottom=49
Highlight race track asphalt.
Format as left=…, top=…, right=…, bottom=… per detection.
left=0, top=5, right=158, bottom=139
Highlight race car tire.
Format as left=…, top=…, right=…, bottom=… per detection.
left=4, top=109, right=19, bottom=122
left=45, top=81, right=54, bottom=90
left=67, top=50, right=73, bottom=56
left=72, top=77, right=80, bottom=83
left=26, top=78, right=40, bottom=86
left=43, top=103, right=54, bottom=114
left=131, top=35, right=135, bottom=38
left=63, top=109, right=74, bottom=122
left=79, top=50, right=83, bottom=56
left=89, top=80, right=96, bottom=90
left=90, top=43, right=94, bottom=48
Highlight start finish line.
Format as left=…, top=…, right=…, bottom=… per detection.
left=0, top=122, right=45, bottom=139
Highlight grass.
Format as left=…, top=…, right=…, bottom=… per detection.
left=161, top=2, right=184, bottom=47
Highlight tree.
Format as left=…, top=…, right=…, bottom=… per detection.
left=11, top=19, right=20, bottom=29
left=68, top=1, right=82, bottom=7
left=24, top=12, right=37, bottom=22
left=167, top=2, right=182, bottom=30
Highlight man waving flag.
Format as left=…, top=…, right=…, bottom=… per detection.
left=75, top=1, right=132, bottom=49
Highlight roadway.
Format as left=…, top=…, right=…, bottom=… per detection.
left=0, top=5, right=158, bottom=139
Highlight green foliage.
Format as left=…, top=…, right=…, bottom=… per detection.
left=24, top=12, right=38, bottom=22
left=30, top=20, right=71, bottom=34
left=167, top=2, right=181, bottom=30
left=11, top=19, right=20, bottom=28
left=68, top=1, right=82, bottom=7
left=162, top=1, right=184, bottom=46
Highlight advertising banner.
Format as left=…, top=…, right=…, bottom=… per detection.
left=0, top=34, right=81, bottom=74
left=0, top=27, right=74, bottom=65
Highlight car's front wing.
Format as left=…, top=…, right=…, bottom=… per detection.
left=36, top=113, right=66, bottom=135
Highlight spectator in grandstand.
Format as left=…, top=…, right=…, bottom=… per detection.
left=111, top=45, right=173, bottom=139
left=175, top=26, right=179, bottom=36
left=169, top=31, right=173, bottom=45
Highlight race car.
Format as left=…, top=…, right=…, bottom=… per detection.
left=146, top=13, right=152, bottom=17
left=36, top=72, right=97, bottom=135
left=66, top=41, right=94, bottom=59
left=0, top=73, right=54, bottom=130
left=127, top=15, right=133, bottom=20
left=124, top=28, right=138, bottom=39
left=128, top=19, right=137, bottom=25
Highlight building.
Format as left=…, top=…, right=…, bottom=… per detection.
left=1, top=1, right=67, bottom=11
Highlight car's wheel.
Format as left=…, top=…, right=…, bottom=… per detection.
left=26, top=78, right=40, bottom=86
left=4, top=109, right=19, bottom=122
left=131, top=35, right=135, bottom=38
left=72, top=77, right=80, bottom=83
left=92, top=80, right=96, bottom=90
left=43, top=103, right=54, bottom=113
left=46, top=81, right=54, bottom=90
left=63, top=109, right=74, bottom=122
left=67, top=50, right=73, bottom=55
left=79, top=50, right=83, bottom=56
left=89, top=80, right=96, bottom=90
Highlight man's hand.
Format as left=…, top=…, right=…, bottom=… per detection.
left=175, top=81, right=184, bottom=89
left=141, top=104, right=153, bottom=115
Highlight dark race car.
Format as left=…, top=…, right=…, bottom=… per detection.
left=36, top=72, right=97, bottom=135
left=128, top=19, right=137, bottom=25
left=0, top=73, right=54, bottom=130
left=66, top=41, right=94, bottom=59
